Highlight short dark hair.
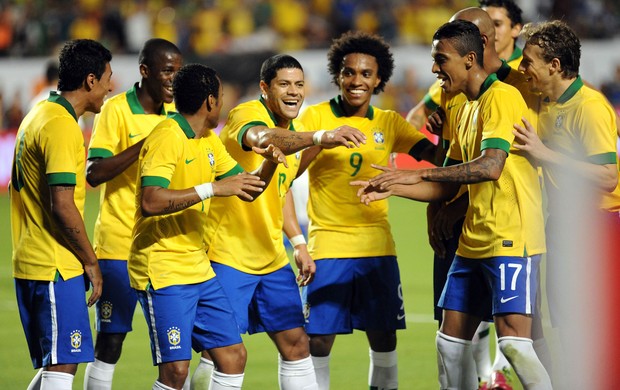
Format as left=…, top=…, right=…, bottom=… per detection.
left=327, top=30, right=394, bottom=94
left=173, top=64, right=220, bottom=115
left=433, top=20, right=484, bottom=67
left=521, top=20, right=581, bottom=79
left=479, top=0, right=523, bottom=26
left=58, top=39, right=112, bottom=92
left=139, top=38, right=181, bottom=67
left=260, top=54, right=303, bottom=85
left=44, top=60, right=59, bottom=84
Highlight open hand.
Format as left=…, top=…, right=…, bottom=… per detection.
left=252, top=144, right=288, bottom=168
left=321, top=125, right=367, bottom=149
left=212, top=172, right=266, bottom=201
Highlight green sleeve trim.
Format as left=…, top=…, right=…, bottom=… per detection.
left=444, top=157, right=462, bottom=167
left=588, top=152, right=618, bottom=165
left=87, top=148, right=114, bottom=159
left=407, top=138, right=433, bottom=161
left=47, top=172, right=76, bottom=185
left=422, top=94, right=439, bottom=111
left=141, top=176, right=170, bottom=188
left=238, top=121, right=268, bottom=151
left=481, top=138, right=510, bottom=153
left=216, top=164, right=244, bottom=180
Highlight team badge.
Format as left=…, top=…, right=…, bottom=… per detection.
left=70, top=329, right=82, bottom=351
left=555, top=112, right=564, bottom=129
left=303, top=303, right=310, bottom=323
left=373, top=130, right=385, bottom=144
left=101, top=301, right=112, bottom=320
left=208, top=151, right=215, bottom=167
left=167, top=327, right=181, bottom=347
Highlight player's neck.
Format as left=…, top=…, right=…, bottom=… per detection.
left=136, top=84, right=164, bottom=115
left=464, top=68, right=490, bottom=100
left=547, top=76, right=577, bottom=102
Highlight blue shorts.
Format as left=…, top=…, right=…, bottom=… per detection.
left=439, top=255, right=541, bottom=321
left=211, top=262, right=305, bottom=334
left=433, top=218, right=464, bottom=322
left=95, top=259, right=138, bottom=333
left=136, top=278, right=242, bottom=365
left=303, top=256, right=406, bottom=335
left=15, top=274, right=94, bottom=368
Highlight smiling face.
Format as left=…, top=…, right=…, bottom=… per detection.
left=260, top=67, right=305, bottom=127
left=431, top=38, right=469, bottom=95
left=87, top=62, right=113, bottom=114
left=337, top=53, right=381, bottom=114
left=142, top=50, right=182, bottom=105
left=519, top=43, right=552, bottom=95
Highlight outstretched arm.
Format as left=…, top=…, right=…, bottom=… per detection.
left=86, top=140, right=145, bottom=187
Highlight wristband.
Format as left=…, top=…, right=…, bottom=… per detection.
left=194, top=182, right=214, bottom=200
left=289, top=234, right=306, bottom=247
left=312, top=130, right=326, bottom=145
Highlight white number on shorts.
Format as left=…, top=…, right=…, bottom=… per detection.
left=499, top=263, right=522, bottom=291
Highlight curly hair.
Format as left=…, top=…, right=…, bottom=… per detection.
left=479, top=0, right=523, bottom=26
left=173, top=64, right=220, bottom=115
left=58, top=39, right=112, bottom=92
left=521, top=20, right=580, bottom=79
left=327, top=30, right=394, bottom=94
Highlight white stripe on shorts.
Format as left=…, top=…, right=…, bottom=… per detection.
left=146, top=290, right=162, bottom=364
left=526, top=257, right=532, bottom=315
left=48, top=281, right=58, bottom=365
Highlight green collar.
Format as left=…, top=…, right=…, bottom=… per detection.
left=126, top=83, right=167, bottom=115
left=475, top=73, right=498, bottom=100
left=168, top=111, right=195, bottom=138
left=555, top=76, right=584, bottom=104
left=495, top=60, right=511, bottom=82
left=258, top=96, right=296, bottom=130
left=47, top=91, right=77, bottom=121
left=329, top=95, right=374, bottom=119
left=508, top=46, right=523, bottom=63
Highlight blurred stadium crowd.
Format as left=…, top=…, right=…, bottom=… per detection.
left=0, top=0, right=619, bottom=131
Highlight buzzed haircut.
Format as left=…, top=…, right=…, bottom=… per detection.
left=138, top=38, right=181, bottom=67
left=479, top=0, right=523, bottom=26
left=433, top=20, right=485, bottom=67
left=327, top=30, right=394, bottom=94
left=521, top=20, right=581, bottom=79
left=58, top=39, right=112, bottom=92
left=260, top=54, right=303, bottom=85
left=173, top=63, right=220, bottom=115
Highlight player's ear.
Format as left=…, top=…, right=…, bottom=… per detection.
left=206, top=94, right=216, bottom=112
left=139, top=63, right=149, bottom=79
left=259, top=80, right=269, bottom=99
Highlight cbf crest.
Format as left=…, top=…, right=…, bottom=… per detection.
left=372, top=127, right=385, bottom=150
left=167, top=326, right=181, bottom=349
left=555, top=111, right=565, bottom=130
left=207, top=150, right=215, bottom=167
left=101, top=301, right=112, bottom=321
left=70, top=329, right=82, bottom=352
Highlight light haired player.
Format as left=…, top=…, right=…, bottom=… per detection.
left=11, top=39, right=111, bottom=390
left=84, top=38, right=182, bottom=390
left=354, top=20, right=552, bottom=389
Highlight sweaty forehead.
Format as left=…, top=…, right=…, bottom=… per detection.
left=342, top=53, right=378, bottom=68
left=431, top=39, right=457, bottom=56
left=273, top=67, right=304, bottom=82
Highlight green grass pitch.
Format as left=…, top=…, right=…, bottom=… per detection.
left=0, top=192, right=444, bottom=389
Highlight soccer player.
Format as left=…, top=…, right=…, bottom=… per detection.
left=84, top=38, right=182, bottom=390
left=10, top=39, right=111, bottom=390
left=479, top=0, right=524, bottom=69
left=354, top=20, right=552, bottom=389
left=513, top=20, right=620, bottom=387
left=128, top=63, right=286, bottom=390
left=297, top=31, right=435, bottom=390
left=203, top=54, right=365, bottom=390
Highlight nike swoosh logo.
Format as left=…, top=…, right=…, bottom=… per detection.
left=500, top=296, right=518, bottom=304
left=397, top=313, right=406, bottom=320
left=447, top=104, right=458, bottom=110
left=185, top=158, right=196, bottom=164
left=128, top=133, right=143, bottom=139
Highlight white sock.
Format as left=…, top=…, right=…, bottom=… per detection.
left=84, top=359, right=116, bottom=390
left=311, top=355, right=330, bottom=390
left=471, top=322, right=492, bottom=382
left=279, top=355, right=318, bottom=390
left=182, top=367, right=191, bottom=390
left=436, top=331, right=478, bottom=390
left=27, top=368, right=43, bottom=390
left=368, top=348, right=398, bottom=390
left=498, top=336, right=552, bottom=390
left=40, top=371, right=74, bottom=390
left=533, top=338, right=553, bottom=379
left=492, top=333, right=511, bottom=371
left=210, top=371, right=244, bottom=390
left=191, top=357, right=214, bottom=390
left=152, top=380, right=176, bottom=390
left=436, top=350, right=447, bottom=389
